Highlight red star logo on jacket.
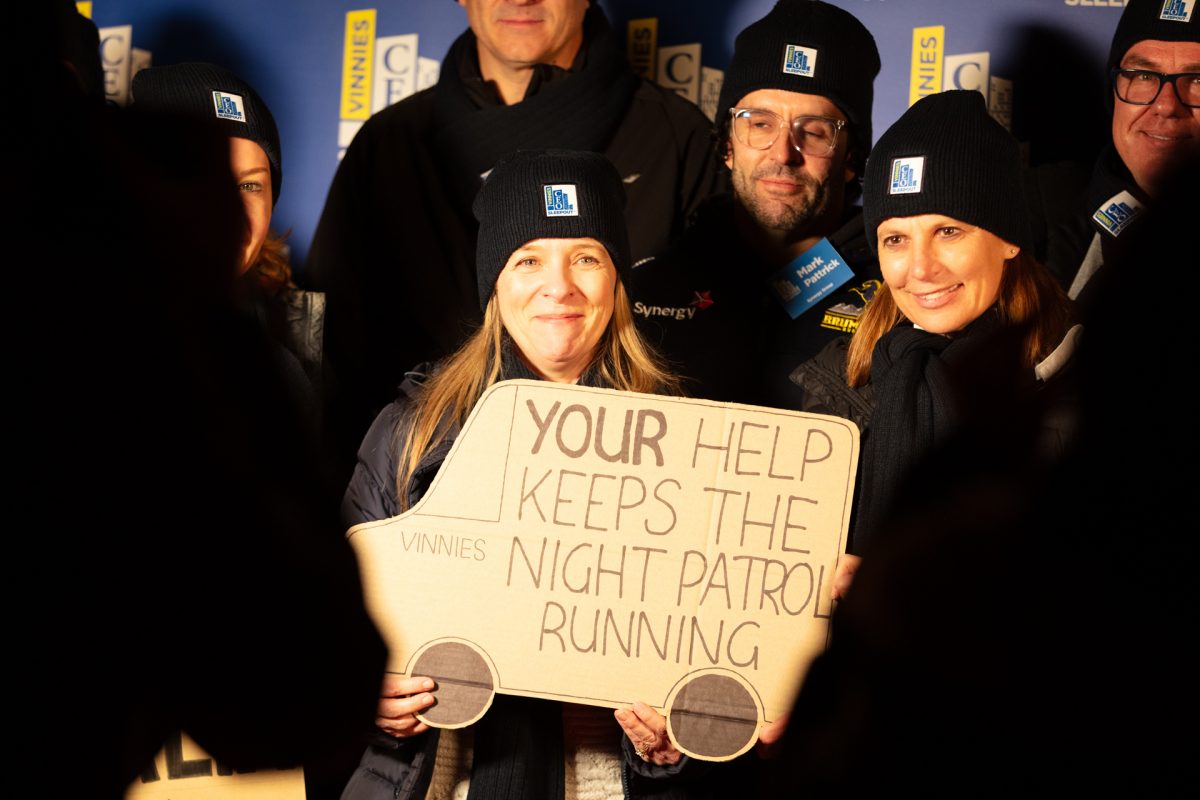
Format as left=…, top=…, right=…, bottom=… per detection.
left=690, top=290, right=714, bottom=310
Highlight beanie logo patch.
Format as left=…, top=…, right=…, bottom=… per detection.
left=212, top=91, right=246, bottom=123
left=544, top=184, right=578, bottom=217
left=782, top=45, right=817, bottom=78
left=1159, top=0, right=1193, bottom=23
left=1092, top=191, right=1143, bottom=237
left=888, top=157, right=925, bottom=195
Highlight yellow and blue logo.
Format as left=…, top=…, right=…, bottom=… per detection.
left=889, top=157, right=924, bottom=195
left=1092, top=191, right=1143, bottom=237
left=782, top=44, right=816, bottom=78
left=1160, top=0, right=1194, bottom=23
left=212, top=91, right=246, bottom=123
left=544, top=185, right=578, bottom=217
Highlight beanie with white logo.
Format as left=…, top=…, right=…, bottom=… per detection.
left=472, top=149, right=630, bottom=310
left=862, top=90, right=1032, bottom=254
left=132, top=62, right=282, bottom=204
left=715, top=0, right=880, bottom=159
left=1109, top=0, right=1197, bottom=70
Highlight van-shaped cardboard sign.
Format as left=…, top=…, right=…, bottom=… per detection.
left=349, top=380, right=859, bottom=761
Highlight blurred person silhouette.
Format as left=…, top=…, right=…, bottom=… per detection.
left=26, top=5, right=386, bottom=797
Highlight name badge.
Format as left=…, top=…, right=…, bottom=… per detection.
left=767, top=238, right=854, bottom=320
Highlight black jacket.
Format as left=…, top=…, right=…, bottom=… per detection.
left=627, top=196, right=880, bottom=408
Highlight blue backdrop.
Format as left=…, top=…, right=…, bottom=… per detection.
left=82, top=0, right=1129, bottom=272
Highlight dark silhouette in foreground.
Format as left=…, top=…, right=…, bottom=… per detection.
left=27, top=6, right=387, bottom=797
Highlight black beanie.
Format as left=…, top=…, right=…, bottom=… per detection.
left=716, top=0, right=880, bottom=158
left=132, top=62, right=283, bottom=204
left=1109, top=0, right=1198, bottom=70
left=863, top=90, right=1032, bottom=254
left=472, top=149, right=630, bottom=310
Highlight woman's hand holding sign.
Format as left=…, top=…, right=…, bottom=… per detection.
left=376, top=675, right=436, bottom=738
left=615, top=702, right=683, bottom=766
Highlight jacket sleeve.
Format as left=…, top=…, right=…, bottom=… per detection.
left=340, top=733, right=441, bottom=800
left=789, top=337, right=875, bottom=431
left=342, top=398, right=409, bottom=527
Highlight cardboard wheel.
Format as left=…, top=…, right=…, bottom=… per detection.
left=409, top=639, right=497, bottom=728
left=664, top=670, right=762, bottom=761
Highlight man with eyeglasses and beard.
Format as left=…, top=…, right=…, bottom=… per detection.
left=628, top=0, right=881, bottom=408
left=1038, top=0, right=1198, bottom=302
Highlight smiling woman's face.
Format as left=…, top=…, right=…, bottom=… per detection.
left=494, top=237, right=616, bottom=383
left=876, top=214, right=1016, bottom=334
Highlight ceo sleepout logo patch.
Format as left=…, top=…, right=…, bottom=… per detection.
left=908, top=25, right=1012, bottom=129
left=1159, top=0, right=1193, bottom=23
left=782, top=44, right=816, bottom=78
left=1092, top=191, right=1143, bottom=237
left=889, top=157, right=924, bottom=195
left=212, top=92, right=245, bottom=122
left=544, top=185, right=578, bottom=217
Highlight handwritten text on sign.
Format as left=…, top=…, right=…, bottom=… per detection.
left=349, top=381, right=858, bottom=748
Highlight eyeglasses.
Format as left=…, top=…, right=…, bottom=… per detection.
left=1111, top=68, right=1200, bottom=108
left=729, top=108, right=846, bottom=157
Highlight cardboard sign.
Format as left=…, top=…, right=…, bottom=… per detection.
left=126, top=732, right=304, bottom=799
left=349, top=380, right=859, bottom=761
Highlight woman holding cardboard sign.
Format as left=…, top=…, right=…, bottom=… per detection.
left=792, top=90, right=1078, bottom=573
left=341, top=150, right=752, bottom=800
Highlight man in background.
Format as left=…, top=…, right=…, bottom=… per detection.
left=306, top=0, right=723, bottom=483
left=1038, top=0, right=1197, bottom=300
left=628, top=0, right=881, bottom=407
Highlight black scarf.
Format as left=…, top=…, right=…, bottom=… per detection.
left=852, top=311, right=1002, bottom=553
left=432, top=5, right=641, bottom=211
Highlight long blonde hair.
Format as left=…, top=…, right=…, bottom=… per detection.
left=394, top=280, right=679, bottom=509
left=846, top=251, right=1073, bottom=388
